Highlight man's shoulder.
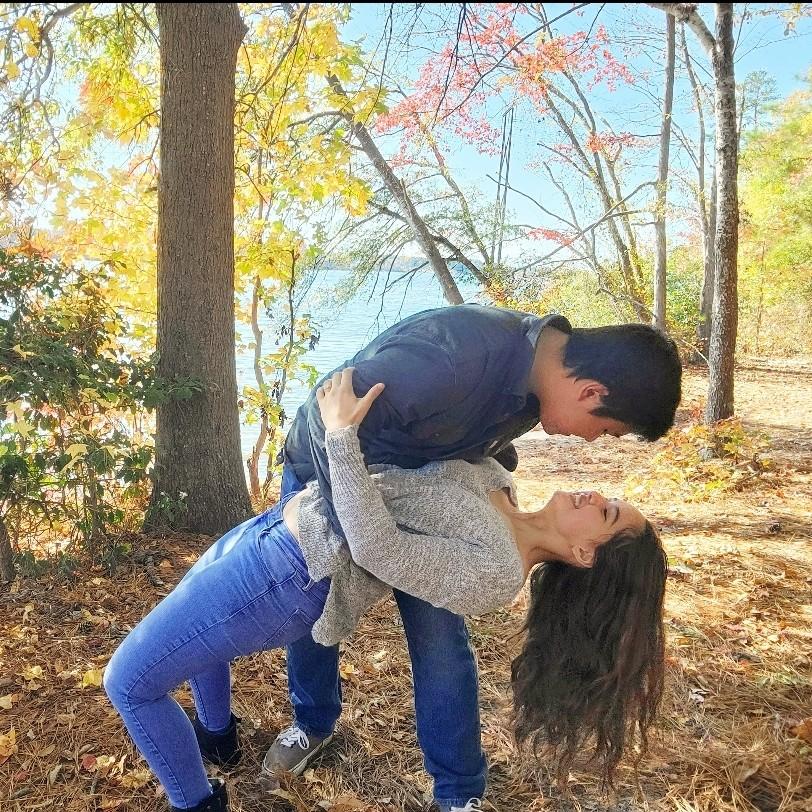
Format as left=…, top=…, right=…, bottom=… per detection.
left=377, top=304, right=548, bottom=344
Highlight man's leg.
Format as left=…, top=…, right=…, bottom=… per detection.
left=262, top=465, right=342, bottom=777
left=394, top=590, right=487, bottom=811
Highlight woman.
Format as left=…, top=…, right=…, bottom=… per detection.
left=104, top=369, right=667, bottom=812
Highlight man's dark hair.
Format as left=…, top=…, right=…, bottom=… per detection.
left=563, top=324, right=682, bottom=441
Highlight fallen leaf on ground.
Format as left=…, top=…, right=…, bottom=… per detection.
left=19, top=665, right=44, bottom=682
left=120, top=768, right=151, bottom=788
left=789, top=718, right=812, bottom=744
left=0, top=727, right=18, bottom=764
left=81, top=668, right=104, bottom=688
left=80, top=754, right=97, bottom=771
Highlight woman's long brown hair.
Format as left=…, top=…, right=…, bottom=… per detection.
left=511, top=521, right=667, bottom=787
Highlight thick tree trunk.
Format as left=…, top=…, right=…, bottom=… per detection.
left=706, top=4, right=738, bottom=423
left=653, top=14, right=675, bottom=331
left=147, top=4, right=252, bottom=535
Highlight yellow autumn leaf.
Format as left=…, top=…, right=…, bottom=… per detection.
left=81, top=668, right=105, bottom=688
left=9, top=420, right=35, bottom=438
left=20, top=665, right=43, bottom=682
left=14, top=16, right=39, bottom=37
left=94, top=754, right=117, bottom=776
left=119, top=768, right=152, bottom=788
left=12, top=344, right=35, bottom=359
left=0, top=727, right=17, bottom=764
left=66, top=443, right=88, bottom=458
left=0, top=694, right=15, bottom=710
left=24, top=42, right=39, bottom=58
left=4, top=60, right=19, bottom=79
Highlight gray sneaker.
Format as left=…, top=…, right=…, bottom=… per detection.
left=260, top=725, right=335, bottom=782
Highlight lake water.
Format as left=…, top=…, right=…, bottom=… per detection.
left=236, top=269, right=484, bottom=473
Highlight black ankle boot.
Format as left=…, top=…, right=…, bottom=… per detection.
left=193, top=714, right=242, bottom=769
left=171, top=778, right=228, bottom=812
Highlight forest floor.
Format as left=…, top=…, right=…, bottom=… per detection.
left=1, top=361, right=811, bottom=812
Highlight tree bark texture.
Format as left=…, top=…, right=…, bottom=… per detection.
left=653, top=14, right=675, bottom=331
left=706, top=3, right=738, bottom=423
left=149, top=3, right=252, bottom=535
left=650, top=3, right=738, bottom=422
left=698, top=174, right=717, bottom=357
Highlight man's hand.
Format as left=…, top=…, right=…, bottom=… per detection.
left=316, top=367, right=385, bottom=432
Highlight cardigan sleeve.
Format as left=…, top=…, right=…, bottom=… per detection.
left=324, top=425, right=522, bottom=614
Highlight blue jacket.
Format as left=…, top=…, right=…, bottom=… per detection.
left=281, top=304, right=571, bottom=530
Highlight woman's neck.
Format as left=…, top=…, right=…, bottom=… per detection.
left=488, top=489, right=557, bottom=575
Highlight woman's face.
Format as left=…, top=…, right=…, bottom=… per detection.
left=548, top=490, right=647, bottom=564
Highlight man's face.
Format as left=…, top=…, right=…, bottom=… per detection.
left=538, top=380, right=632, bottom=441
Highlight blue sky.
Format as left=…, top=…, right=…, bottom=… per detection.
left=339, top=3, right=812, bottom=260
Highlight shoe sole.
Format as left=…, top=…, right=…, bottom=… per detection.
left=260, top=733, right=336, bottom=783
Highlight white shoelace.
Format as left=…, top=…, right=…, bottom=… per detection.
left=278, top=725, right=310, bottom=750
left=450, top=800, right=482, bottom=812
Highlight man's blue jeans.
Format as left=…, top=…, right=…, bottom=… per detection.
left=282, top=466, right=487, bottom=807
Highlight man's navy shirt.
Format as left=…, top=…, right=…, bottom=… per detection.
left=281, top=304, right=571, bottom=531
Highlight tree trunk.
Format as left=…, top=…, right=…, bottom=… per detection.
left=147, top=4, right=252, bottom=535
left=246, top=276, right=269, bottom=501
left=698, top=172, right=717, bottom=358
left=0, top=514, right=14, bottom=583
left=650, top=3, right=738, bottom=418
left=705, top=4, right=738, bottom=424
left=681, top=23, right=714, bottom=361
left=653, top=14, right=675, bottom=331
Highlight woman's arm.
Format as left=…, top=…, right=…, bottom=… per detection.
left=326, top=425, right=514, bottom=614
left=315, top=369, right=519, bottom=614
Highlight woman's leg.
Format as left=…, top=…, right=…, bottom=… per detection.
left=104, top=509, right=327, bottom=809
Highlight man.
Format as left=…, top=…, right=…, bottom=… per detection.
left=263, top=304, right=681, bottom=812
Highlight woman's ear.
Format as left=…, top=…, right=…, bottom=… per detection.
left=571, top=542, right=597, bottom=568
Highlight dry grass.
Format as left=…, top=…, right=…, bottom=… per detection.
left=2, top=362, right=811, bottom=812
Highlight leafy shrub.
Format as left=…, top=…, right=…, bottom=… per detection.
left=627, top=417, right=773, bottom=502
left=0, top=249, right=200, bottom=576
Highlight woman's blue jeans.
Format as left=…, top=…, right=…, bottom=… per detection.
left=104, top=498, right=329, bottom=809
left=281, top=467, right=487, bottom=808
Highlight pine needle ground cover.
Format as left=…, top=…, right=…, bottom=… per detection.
left=2, top=365, right=811, bottom=812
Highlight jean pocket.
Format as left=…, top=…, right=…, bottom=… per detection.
left=261, top=608, right=317, bottom=649
left=257, top=519, right=319, bottom=594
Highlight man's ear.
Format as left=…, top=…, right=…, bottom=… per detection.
left=572, top=543, right=596, bottom=568
left=577, top=380, right=609, bottom=405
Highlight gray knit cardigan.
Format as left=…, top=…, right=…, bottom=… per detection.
left=296, top=425, right=525, bottom=645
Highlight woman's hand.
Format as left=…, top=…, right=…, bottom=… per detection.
left=316, top=367, right=385, bottom=432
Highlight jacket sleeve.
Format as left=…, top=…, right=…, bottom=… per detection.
left=286, top=337, right=468, bottom=532
left=324, top=424, right=518, bottom=615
